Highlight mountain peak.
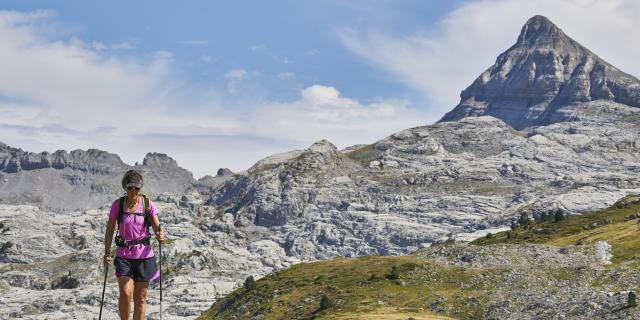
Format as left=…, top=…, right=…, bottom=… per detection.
left=142, top=152, right=179, bottom=168
left=439, top=16, right=640, bottom=129
left=517, top=15, right=561, bottom=46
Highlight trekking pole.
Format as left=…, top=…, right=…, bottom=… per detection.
left=99, top=262, right=108, bottom=320
left=159, top=225, right=163, bottom=320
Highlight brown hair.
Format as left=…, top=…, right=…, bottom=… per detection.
left=121, top=169, right=144, bottom=189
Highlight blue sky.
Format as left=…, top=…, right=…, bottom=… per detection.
left=2, top=1, right=461, bottom=103
left=0, top=0, right=639, bottom=177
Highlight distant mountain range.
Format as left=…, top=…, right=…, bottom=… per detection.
left=0, top=142, right=233, bottom=211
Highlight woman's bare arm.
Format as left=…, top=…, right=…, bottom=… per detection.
left=104, top=218, right=117, bottom=255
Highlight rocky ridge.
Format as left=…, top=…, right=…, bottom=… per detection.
left=209, top=100, right=640, bottom=259
left=0, top=144, right=196, bottom=211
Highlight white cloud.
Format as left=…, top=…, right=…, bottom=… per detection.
left=305, top=49, right=320, bottom=56
left=249, top=44, right=292, bottom=64
left=0, top=11, right=430, bottom=178
left=224, top=69, right=248, bottom=94
left=151, top=50, right=174, bottom=61
left=252, top=85, right=430, bottom=147
left=0, top=11, right=238, bottom=176
left=90, top=41, right=133, bottom=51
left=0, top=102, right=42, bottom=126
left=340, top=0, right=640, bottom=117
left=301, top=85, right=344, bottom=105
left=180, top=40, right=208, bottom=45
left=224, top=69, right=247, bottom=80
left=111, top=42, right=134, bottom=50
left=277, top=72, right=295, bottom=80
left=0, top=12, right=171, bottom=132
left=200, top=55, right=213, bottom=63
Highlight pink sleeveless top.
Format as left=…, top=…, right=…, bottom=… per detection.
left=109, top=197, right=158, bottom=259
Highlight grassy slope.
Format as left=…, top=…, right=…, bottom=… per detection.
left=198, top=255, right=486, bottom=319
left=198, top=195, right=640, bottom=319
left=472, top=194, right=640, bottom=264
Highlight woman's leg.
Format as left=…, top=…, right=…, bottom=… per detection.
left=117, top=276, right=134, bottom=320
left=132, top=281, right=149, bottom=320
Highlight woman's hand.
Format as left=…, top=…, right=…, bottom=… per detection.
left=155, top=230, right=165, bottom=242
left=103, top=254, right=113, bottom=265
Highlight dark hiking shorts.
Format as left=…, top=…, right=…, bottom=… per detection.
left=114, top=256, right=160, bottom=282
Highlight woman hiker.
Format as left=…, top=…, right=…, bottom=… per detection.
left=103, top=169, right=165, bottom=320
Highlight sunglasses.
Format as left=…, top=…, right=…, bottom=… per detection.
left=126, top=187, right=141, bottom=191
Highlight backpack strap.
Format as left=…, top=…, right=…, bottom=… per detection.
left=142, top=194, right=152, bottom=228
left=116, top=195, right=127, bottom=235
left=118, top=196, right=127, bottom=224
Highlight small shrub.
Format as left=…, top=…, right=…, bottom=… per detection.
left=398, top=262, right=417, bottom=272
left=244, top=275, right=256, bottom=291
left=319, top=294, right=333, bottom=310
left=485, top=232, right=493, bottom=239
left=544, top=211, right=555, bottom=222
left=538, top=212, right=548, bottom=222
left=628, top=291, right=637, bottom=307
left=52, top=275, right=80, bottom=289
left=616, top=202, right=628, bottom=209
left=600, top=218, right=613, bottom=225
left=554, top=210, right=565, bottom=222
left=386, top=265, right=400, bottom=280
left=518, top=213, right=530, bottom=226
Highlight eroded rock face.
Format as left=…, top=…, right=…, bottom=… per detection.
left=440, top=15, right=640, bottom=129
left=208, top=102, right=640, bottom=260
left=139, top=152, right=195, bottom=197
left=209, top=140, right=360, bottom=228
